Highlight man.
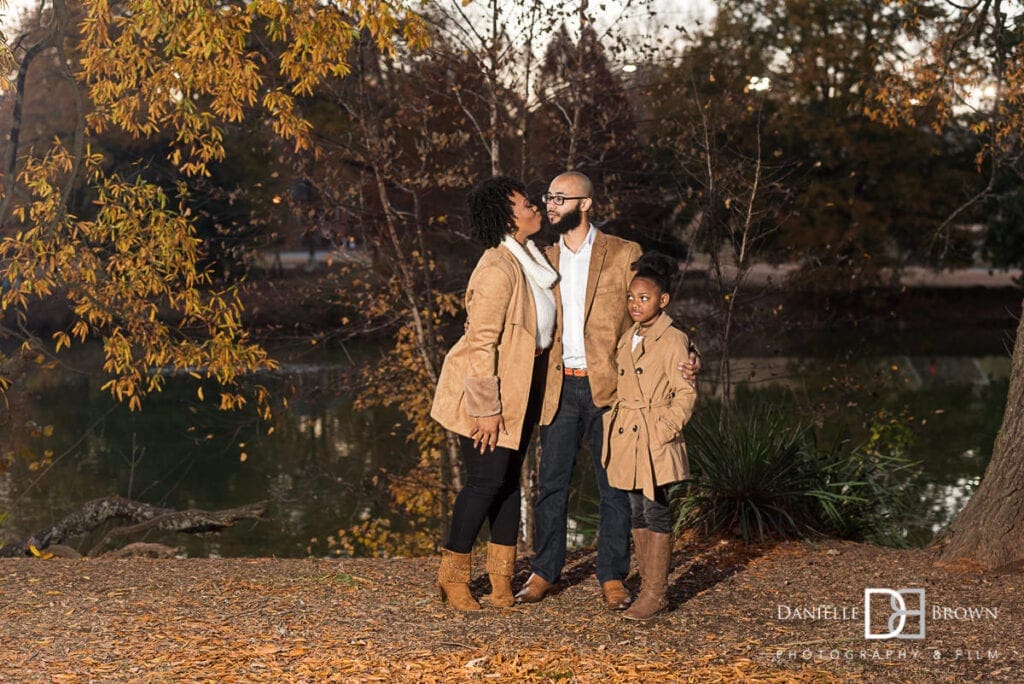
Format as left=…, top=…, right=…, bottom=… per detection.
left=516, top=171, right=699, bottom=609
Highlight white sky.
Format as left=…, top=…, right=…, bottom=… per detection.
left=0, top=0, right=36, bottom=29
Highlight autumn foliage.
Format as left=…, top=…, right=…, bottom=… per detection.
left=1, top=1, right=428, bottom=415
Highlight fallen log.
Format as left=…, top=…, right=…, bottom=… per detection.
left=0, top=496, right=268, bottom=557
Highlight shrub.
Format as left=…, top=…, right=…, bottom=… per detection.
left=673, top=403, right=919, bottom=545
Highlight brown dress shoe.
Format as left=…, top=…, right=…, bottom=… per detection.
left=514, top=573, right=556, bottom=604
left=601, top=579, right=632, bottom=611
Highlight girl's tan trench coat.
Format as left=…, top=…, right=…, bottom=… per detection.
left=602, top=313, right=697, bottom=499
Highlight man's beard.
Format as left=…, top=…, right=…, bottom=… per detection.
left=550, top=205, right=582, bottom=234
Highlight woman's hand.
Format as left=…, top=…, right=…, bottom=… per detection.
left=471, top=414, right=506, bottom=453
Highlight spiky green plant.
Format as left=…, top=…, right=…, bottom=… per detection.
left=673, top=403, right=918, bottom=545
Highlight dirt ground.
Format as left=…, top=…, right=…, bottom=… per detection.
left=1, top=537, right=1019, bottom=682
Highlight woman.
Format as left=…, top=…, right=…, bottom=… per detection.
left=430, top=176, right=557, bottom=611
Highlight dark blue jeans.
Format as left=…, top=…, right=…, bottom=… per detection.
left=532, top=375, right=631, bottom=584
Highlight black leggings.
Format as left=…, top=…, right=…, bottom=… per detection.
left=445, top=436, right=528, bottom=552
left=444, top=357, right=544, bottom=553
left=629, top=484, right=673, bottom=534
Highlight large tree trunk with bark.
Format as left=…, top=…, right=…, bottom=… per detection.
left=938, top=299, right=1024, bottom=571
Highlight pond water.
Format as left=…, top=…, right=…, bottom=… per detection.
left=0, top=339, right=1012, bottom=557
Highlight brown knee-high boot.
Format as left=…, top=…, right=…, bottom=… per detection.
left=438, top=549, right=481, bottom=611
left=622, top=531, right=672, bottom=620
left=631, top=527, right=650, bottom=581
left=486, top=542, right=517, bottom=608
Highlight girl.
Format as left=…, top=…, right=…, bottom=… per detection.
left=602, top=251, right=697, bottom=620
left=430, top=176, right=557, bottom=610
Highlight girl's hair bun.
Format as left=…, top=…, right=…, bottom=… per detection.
left=631, top=250, right=677, bottom=292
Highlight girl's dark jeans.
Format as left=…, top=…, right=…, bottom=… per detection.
left=629, top=484, right=673, bottom=534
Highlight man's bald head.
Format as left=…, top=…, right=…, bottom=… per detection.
left=552, top=171, right=593, bottom=199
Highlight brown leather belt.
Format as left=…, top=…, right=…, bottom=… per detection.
left=563, top=367, right=587, bottom=377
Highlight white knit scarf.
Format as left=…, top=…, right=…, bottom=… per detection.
left=501, top=235, right=558, bottom=349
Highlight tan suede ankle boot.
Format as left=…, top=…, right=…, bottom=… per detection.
left=486, top=542, right=517, bottom=608
left=438, top=549, right=481, bottom=611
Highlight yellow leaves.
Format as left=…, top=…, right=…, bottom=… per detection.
left=0, top=164, right=277, bottom=414
left=219, top=392, right=248, bottom=410
left=52, top=332, right=72, bottom=353
left=0, top=34, right=13, bottom=92
left=28, top=545, right=55, bottom=560
left=79, top=0, right=427, bottom=175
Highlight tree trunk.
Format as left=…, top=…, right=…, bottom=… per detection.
left=519, top=439, right=542, bottom=554
left=937, top=299, right=1024, bottom=571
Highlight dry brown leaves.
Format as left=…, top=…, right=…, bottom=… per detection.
left=1, top=539, right=1020, bottom=682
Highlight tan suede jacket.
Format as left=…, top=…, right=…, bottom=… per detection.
left=430, top=244, right=540, bottom=450
left=602, top=313, right=697, bottom=498
left=540, top=230, right=642, bottom=425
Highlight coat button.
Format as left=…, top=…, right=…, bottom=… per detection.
left=617, top=427, right=624, bottom=434
left=635, top=367, right=643, bottom=375
left=619, top=369, right=624, bottom=376
left=556, top=364, right=562, bottom=371
left=632, top=425, right=638, bottom=432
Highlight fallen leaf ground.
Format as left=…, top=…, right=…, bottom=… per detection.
left=1, top=538, right=1019, bottom=682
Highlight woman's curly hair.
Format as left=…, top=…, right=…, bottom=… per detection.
left=467, top=176, right=527, bottom=248
left=631, top=250, right=678, bottom=294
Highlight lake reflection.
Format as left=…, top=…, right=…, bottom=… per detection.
left=0, top=350, right=1010, bottom=557
left=0, top=353, right=413, bottom=558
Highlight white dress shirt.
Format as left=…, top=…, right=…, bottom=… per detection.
left=559, top=225, right=596, bottom=369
